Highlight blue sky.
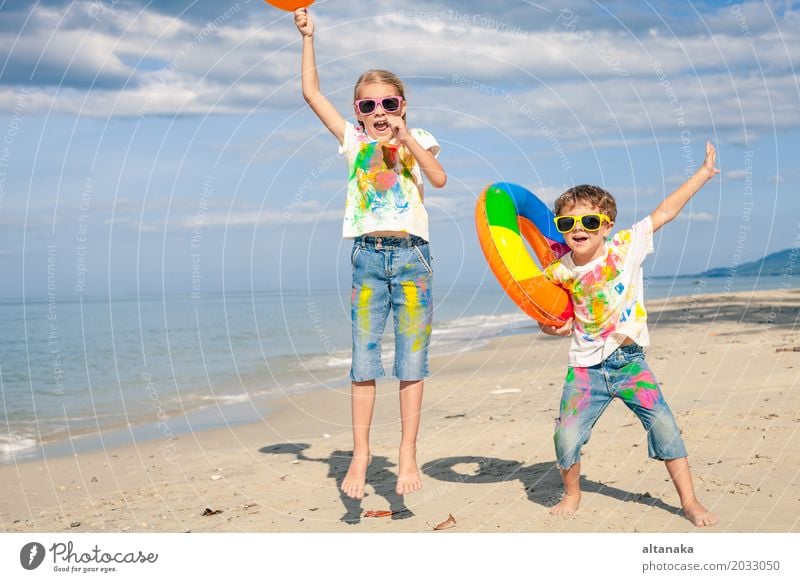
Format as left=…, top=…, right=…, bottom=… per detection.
left=0, top=0, right=798, bottom=299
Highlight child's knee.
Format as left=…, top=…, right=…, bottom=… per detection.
left=554, top=425, right=587, bottom=468
left=646, top=412, right=688, bottom=460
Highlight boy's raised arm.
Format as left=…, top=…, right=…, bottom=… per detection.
left=650, top=141, right=719, bottom=232
left=295, top=9, right=346, bottom=144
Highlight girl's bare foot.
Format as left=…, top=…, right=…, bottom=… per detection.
left=396, top=446, right=422, bottom=496
left=682, top=498, right=718, bottom=527
left=549, top=492, right=581, bottom=517
left=341, top=452, right=371, bottom=500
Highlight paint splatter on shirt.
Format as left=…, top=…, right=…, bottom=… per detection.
left=545, top=217, right=654, bottom=367
left=339, top=122, right=439, bottom=241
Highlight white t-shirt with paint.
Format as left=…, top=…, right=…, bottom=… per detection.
left=338, top=121, right=440, bottom=241
left=545, top=217, right=654, bottom=367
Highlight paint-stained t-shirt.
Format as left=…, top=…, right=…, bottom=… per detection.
left=339, top=121, right=440, bottom=241
left=545, top=217, right=654, bottom=367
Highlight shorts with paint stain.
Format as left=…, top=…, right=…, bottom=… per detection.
left=350, top=235, right=433, bottom=382
left=554, top=344, right=687, bottom=469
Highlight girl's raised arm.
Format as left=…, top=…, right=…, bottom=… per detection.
left=295, top=9, right=346, bottom=144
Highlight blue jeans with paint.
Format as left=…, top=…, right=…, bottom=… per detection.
left=350, top=235, right=433, bottom=382
left=554, top=344, right=687, bottom=469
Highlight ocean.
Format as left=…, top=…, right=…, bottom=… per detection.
left=0, top=275, right=789, bottom=463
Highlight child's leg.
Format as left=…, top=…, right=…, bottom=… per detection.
left=341, top=380, right=376, bottom=500
left=391, top=239, right=433, bottom=496
left=344, top=240, right=391, bottom=500
left=665, top=457, right=718, bottom=527
left=551, top=366, right=612, bottom=517
left=550, top=461, right=582, bottom=516
left=609, top=347, right=717, bottom=526
left=397, top=379, right=423, bottom=495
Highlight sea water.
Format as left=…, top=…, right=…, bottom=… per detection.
left=0, top=275, right=787, bottom=463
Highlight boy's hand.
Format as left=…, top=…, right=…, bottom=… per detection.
left=539, top=318, right=573, bottom=337
left=651, top=140, right=719, bottom=232
left=295, top=8, right=314, bottom=37
left=698, top=141, right=720, bottom=181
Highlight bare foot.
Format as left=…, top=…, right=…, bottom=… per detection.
left=549, top=492, right=581, bottom=517
left=682, top=498, right=718, bottom=527
left=341, top=452, right=371, bottom=500
left=396, top=446, right=422, bottom=496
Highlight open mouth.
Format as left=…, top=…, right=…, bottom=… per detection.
left=373, top=120, right=390, bottom=133
left=571, top=233, right=589, bottom=244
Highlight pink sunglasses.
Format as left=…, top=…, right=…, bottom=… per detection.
left=354, top=95, right=403, bottom=116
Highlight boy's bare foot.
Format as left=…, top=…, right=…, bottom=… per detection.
left=682, top=498, right=718, bottom=527
left=396, top=446, right=422, bottom=496
left=549, top=492, right=581, bottom=517
left=341, top=452, right=371, bottom=500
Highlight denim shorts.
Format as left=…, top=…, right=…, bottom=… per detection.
left=350, top=235, right=433, bottom=382
left=554, top=344, right=687, bottom=469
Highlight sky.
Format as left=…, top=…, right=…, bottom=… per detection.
left=0, top=0, right=798, bottom=300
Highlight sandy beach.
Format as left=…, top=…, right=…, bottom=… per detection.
left=2, top=288, right=799, bottom=534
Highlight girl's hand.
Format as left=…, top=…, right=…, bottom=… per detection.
left=539, top=318, right=573, bottom=337
left=295, top=8, right=314, bottom=37
left=387, top=116, right=410, bottom=142
left=699, top=141, right=720, bottom=181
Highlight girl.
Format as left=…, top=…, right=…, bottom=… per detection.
left=294, top=9, right=447, bottom=500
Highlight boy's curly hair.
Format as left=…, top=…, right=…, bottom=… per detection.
left=554, top=185, right=617, bottom=222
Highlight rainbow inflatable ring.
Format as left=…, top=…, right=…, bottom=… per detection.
left=475, top=182, right=573, bottom=326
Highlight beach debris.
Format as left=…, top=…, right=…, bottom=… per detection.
left=210, top=474, right=222, bottom=481
left=91, top=476, right=98, bottom=483
left=433, top=514, right=456, bottom=531
left=70, top=522, right=81, bottom=528
left=490, top=388, right=521, bottom=395
left=243, top=502, right=258, bottom=511
left=775, top=346, right=800, bottom=352
left=444, top=413, right=466, bottom=419
left=202, top=508, right=223, bottom=516
left=631, top=492, right=653, bottom=503
left=364, top=509, right=394, bottom=518
left=323, top=433, right=331, bottom=438
left=363, top=508, right=412, bottom=518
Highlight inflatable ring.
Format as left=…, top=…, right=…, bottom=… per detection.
left=475, top=182, right=573, bottom=326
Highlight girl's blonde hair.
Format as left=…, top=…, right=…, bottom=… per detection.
left=353, top=69, right=407, bottom=125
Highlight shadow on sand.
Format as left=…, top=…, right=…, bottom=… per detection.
left=421, top=455, right=682, bottom=520
left=259, top=443, right=412, bottom=525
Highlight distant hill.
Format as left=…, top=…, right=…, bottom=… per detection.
left=694, top=247, right=798, bottom=278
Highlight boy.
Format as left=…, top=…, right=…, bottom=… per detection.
left=540, top=142, right=719, bottom=527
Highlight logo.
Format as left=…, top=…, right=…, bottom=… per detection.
left=20, top=542, right=46, bottom=570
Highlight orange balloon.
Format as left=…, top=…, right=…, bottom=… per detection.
left=264, top=0, right=315, bottom=11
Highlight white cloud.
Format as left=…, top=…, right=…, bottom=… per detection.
left=180, top=202, right=343, bottom=230
left=725, top=169, right=751, bottom=180
left=105, top=202, right=344, bottom=233
left=676, top=211, right=716, bottom=222
left=1, top=0, right=797, bottom=143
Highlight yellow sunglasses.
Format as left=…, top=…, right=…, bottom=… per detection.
left=553, top=213, right=611, bottom=233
